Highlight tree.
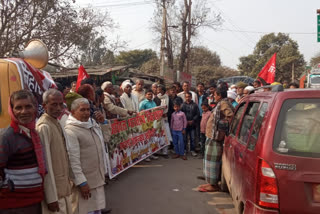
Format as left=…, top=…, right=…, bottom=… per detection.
left=192, top=65, right=238, bottom=85
left=238, top=33, right=305, bottom=81
left=189, top=46, right=221, bottom=67
left=151, top=0, right=222, bottom=74
left=0, top=0, right=114, bottom=64
left=310, top=52, right=320, bottom=67
left=115, top=49, right=157, bottom=68
left=140, top=58, right=160, bottom=75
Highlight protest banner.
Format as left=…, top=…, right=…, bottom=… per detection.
left=106, top=106, right=169, bottom=178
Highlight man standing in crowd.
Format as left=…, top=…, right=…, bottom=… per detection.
left=132, top=79, right=146, bottom=104
left=65, top=98, right=107, bottom=214
left=120, top=80, right=139, bottom=112
left=178, top=81, right=198, bottom=104
left=198, top=86, right=234, bottom=192
left=207, top=83, right=217, bottom=107
left=36, top=89, right=73, bottom=214
left=0, top=90, right=45, bottom=213
left=181, top=92, right=200, bottom=157
left=151, top=83, right=161, bottom=106
left=196, top=83, right=208, bottom=148
left=101, top=81, right=135, bottom=118
left=235, top=82, right=248, bottom=103
left=70, top=81, right=77, bottom=93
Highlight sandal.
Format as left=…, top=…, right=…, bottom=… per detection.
left=198, top=185, right=219, bottom=192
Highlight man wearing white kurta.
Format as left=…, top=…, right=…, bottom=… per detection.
left=64, top=98, right=107, bottom=214
left=36, top=89, right=73, bottom=214
left=120, top=80, right=139, bottom=112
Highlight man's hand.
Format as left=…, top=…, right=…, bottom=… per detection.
left=128, top=110, right=136, bottom=115
left=94, top=111, right=105, bottom=123
left=182, top=130, right=186, bottom=135
left=48, top=201, right=60, bottom=212
left=79, top=183, right=91, bottom=200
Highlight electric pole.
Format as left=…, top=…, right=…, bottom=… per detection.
left=159, top=0, right=167, bottom=76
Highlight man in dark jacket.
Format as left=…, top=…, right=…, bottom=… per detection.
left=181, top=92, right=200, bottom=157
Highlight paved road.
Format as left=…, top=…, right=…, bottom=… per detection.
left=105, top=154, right=236, bottom=214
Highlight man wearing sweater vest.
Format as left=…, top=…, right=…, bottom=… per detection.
left=36, top=89, right=73, bottom=214
left=0, top=90, right=45, bottom=214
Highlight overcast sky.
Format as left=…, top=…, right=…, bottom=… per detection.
left=76, top=0, right=320, bottom=69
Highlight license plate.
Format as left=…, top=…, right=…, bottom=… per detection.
left=313, top=184, right=320, bottom=202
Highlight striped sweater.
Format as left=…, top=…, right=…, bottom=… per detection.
left=0, top=127, right=44, bottom=209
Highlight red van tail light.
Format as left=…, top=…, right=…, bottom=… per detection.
left=257, top=159, right=279, bottom=209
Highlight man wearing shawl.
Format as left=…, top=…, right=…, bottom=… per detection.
left=0, top=90, right=46, bottom=213
left=64, top=98, right=107, bottom=214
left=36, top=89, right=73, bottom=214
left=120, top=80, right=139, bottom=112
left=197, top=86, right=234, bottom=192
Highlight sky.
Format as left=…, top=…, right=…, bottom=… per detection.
left=76, top=0, right=320, bottom=70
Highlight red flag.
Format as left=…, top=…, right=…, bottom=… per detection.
left=76, top=65, right=89, bottom=91
left=258, top=53, right=277, bottom=84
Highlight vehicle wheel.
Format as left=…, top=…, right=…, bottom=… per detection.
left=220, top=166, right=229, bottom=192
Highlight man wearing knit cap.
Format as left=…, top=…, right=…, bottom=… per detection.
left=101, top=81, right=134, bottom=119
left=120, top=80, right=139, bottom=112
left=235, top=81, right=248, bottom=103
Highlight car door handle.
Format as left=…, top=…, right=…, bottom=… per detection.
left=239, top=152, right=243, bottom=158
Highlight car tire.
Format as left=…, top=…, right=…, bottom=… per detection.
left=220, top=165, right=229, bottom=192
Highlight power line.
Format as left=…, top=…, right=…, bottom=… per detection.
left=81, top=1, right=154, bottom=8
left=218, top=28, right=317, bottom=35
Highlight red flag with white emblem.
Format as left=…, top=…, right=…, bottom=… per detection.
left=258, top=53, right=277, bottom=84
left=76, top=65, right=89, bottom=91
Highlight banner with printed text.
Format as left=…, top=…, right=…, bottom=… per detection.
left=106, top=106, right=169, bottom=178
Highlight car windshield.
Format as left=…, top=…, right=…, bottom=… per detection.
left=310, top=75, right=320, bottom=84
left=274, top=99, right=320, bottom=158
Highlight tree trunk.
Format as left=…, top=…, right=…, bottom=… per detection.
left=178, top=0, right=189, bottom=74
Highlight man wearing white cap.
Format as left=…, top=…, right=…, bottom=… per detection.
left=120, top=80, right=139, bottom=112
left=227, top=90, right=238, bottom=108
left=101, top=81, right=134, bottom=118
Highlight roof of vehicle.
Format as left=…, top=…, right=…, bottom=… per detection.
left=242, top=88, right=320, bottom=102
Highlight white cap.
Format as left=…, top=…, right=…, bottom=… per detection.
left=121, top=80, right=132, bottom=90
left=227, top=90, right=237, bottom=100
left=244, top=86, right=255, bottom=92
left=101, top=81, right=112, bottom=90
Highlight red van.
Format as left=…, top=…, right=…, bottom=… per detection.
left=221, top=87, right=320, bottom=214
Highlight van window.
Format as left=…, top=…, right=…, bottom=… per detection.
left=230, top=103, right=246, bottom=136
left=248, top=103, right=268, bottom=150
left=238, top=102, right=260, bottom=144
left=274, top=99, right=320, bottom=158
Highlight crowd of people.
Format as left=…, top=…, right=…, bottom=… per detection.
left=0, top=76, right=300, bottom=214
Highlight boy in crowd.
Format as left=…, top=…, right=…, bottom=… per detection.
left=181, top=92, right=200, bottom=157
left=139, top=89, right=159, bottom=162
left=200, top=102, right=211, bottom=158
left=171, top=101, right=187, bottom=160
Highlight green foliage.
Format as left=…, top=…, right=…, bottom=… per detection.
left=140, top=58, right=160, bottom=75
left=310, top=52, right=320, bottom=67
left=115, top=49, right=157, bottom=68
left=238, top=33, right=306, bottom=81
left=190, top=46, right=221, bottom=67
left=192, top=65, right=239, bottom=85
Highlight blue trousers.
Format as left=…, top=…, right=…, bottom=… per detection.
left=184, top=126, right=195, bottom=152
left=172, top=130, right=185, bottom=156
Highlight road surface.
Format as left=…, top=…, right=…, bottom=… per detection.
left=105, top=154, right=236, bottom=214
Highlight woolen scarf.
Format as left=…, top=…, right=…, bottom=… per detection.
left=8, top=99, right=46, bottom=176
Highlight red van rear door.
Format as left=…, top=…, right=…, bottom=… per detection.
left=272, top=98, right=320, bottom=214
